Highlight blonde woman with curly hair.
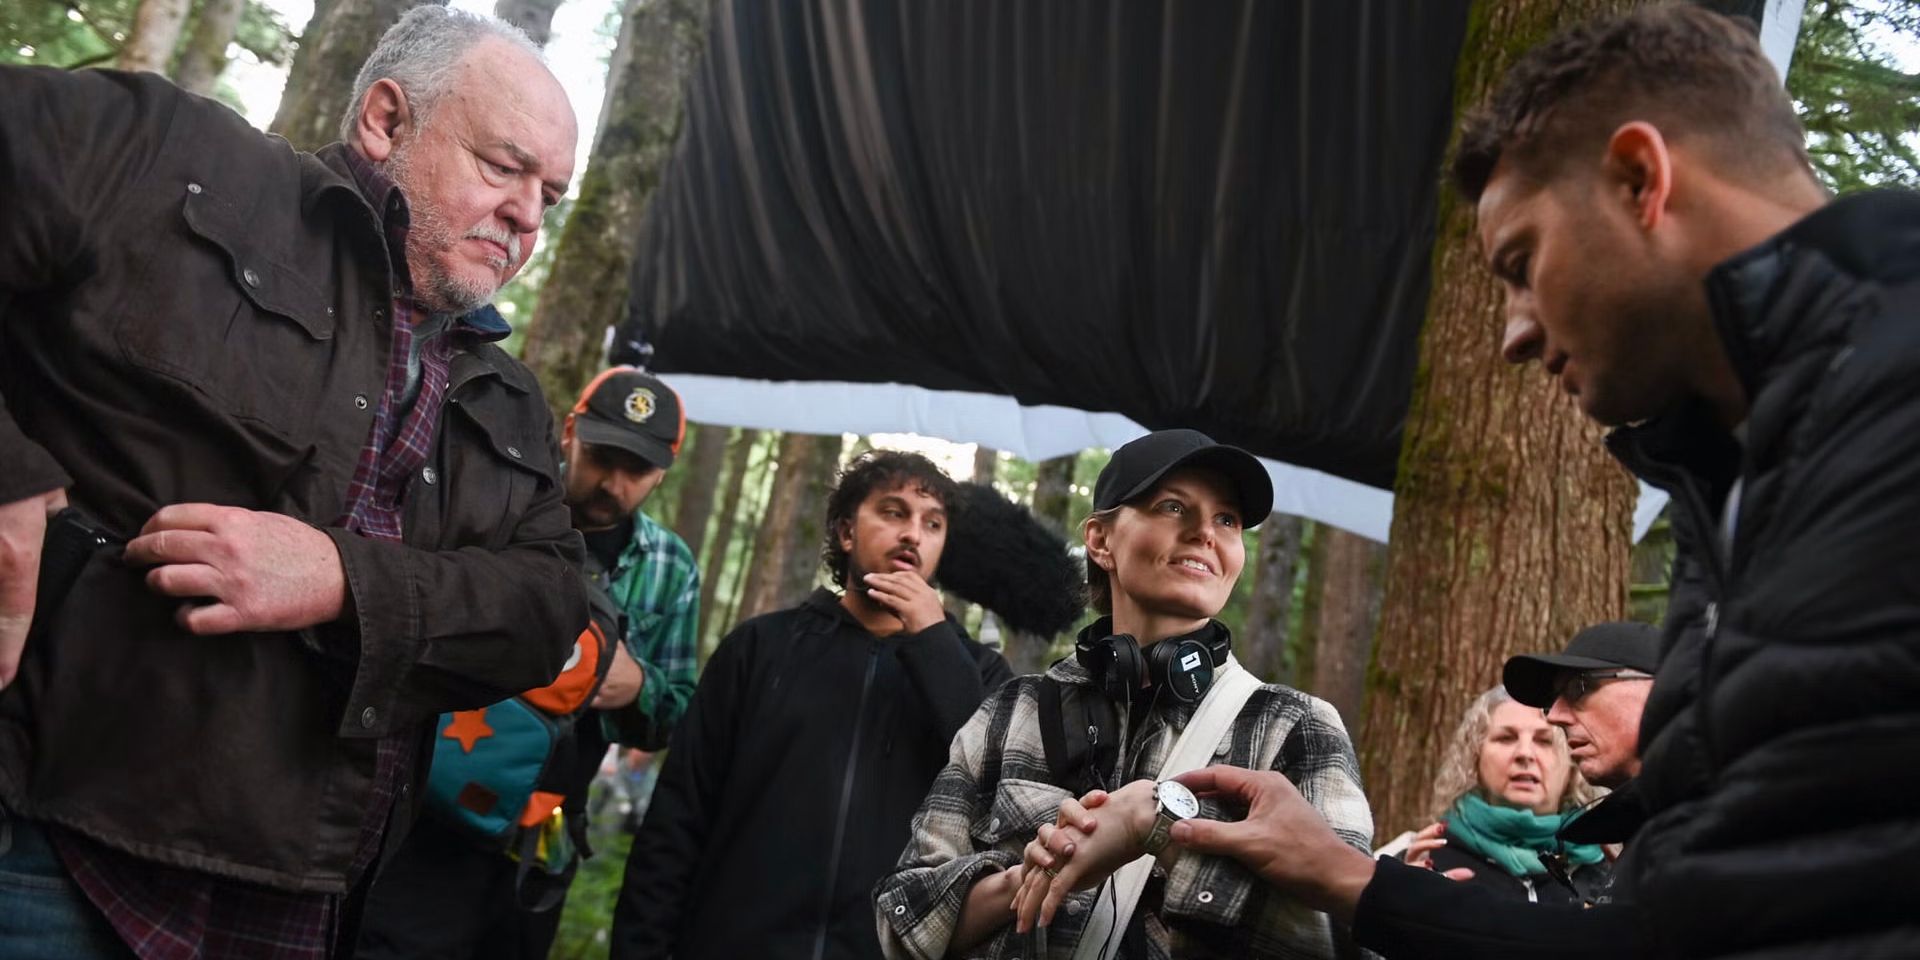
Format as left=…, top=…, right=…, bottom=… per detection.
left=1400, top=685, right=1611, bottom=905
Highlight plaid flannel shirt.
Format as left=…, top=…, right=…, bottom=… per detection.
left=874, top=657, right=1372, bottom=960
left=593, top=510, right=701, bottom=749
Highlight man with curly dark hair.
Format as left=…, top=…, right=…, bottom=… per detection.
left=611, top=449, right=1011, bottom=960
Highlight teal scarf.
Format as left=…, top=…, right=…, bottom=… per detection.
left=1445, top=793, right=1606, bottom=878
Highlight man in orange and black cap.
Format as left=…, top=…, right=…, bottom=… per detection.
left=358, top=368, right=702, bottom=960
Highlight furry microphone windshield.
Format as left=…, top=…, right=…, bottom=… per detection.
left=937, top=482, right=1086, bottom=637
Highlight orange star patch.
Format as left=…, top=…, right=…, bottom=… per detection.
left=441, top=710, right=495, bottom=753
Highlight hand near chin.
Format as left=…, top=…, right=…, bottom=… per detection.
left=861, top=570, right=945, bottom=633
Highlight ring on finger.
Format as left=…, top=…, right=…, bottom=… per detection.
left=1044, top=865, right=1059, bottom=878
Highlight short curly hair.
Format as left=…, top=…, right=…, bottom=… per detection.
left=1429, top=686, right=1599, bottom=821
left=1452, top=5, right=1808, bottom=203
left=821, top=450, right=960, bottom=588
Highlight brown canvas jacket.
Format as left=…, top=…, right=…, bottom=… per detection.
left=0, top=66, right=588, bottom=892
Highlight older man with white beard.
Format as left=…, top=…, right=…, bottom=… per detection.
left=0, top=8, right=587, bottom=958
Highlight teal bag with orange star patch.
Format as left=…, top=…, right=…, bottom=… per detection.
left=425, top=583, right=620, bottom=907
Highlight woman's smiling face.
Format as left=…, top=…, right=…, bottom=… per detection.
left=1088, top=466, right=1246, bottom=624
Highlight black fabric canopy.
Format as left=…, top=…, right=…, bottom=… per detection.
left=618, top=0, right=1777, bottom=490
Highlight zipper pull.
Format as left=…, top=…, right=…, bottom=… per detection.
left=1704, top=602, right=1719, bottom=639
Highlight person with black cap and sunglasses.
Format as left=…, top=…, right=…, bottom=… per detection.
left=1503, top=621, right=1658, bottom=797
left=875, top=429, right=1373, bottom=960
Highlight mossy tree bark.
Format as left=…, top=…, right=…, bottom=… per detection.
left=1240, top=514, right=1304, bottom=685
left=118, top=0, right=190, bottom=74
left=270, top=0, right=439, bottom=152
left=518, top=0, right=706, bottom=422
left=736, top=433, right=831, bottom=622
left=494, top=0, right=562, bottom=47
left=174, top=0, right=245, bottom=94
left=670, top=423, right=729, bottom=566
left=999, top=453, right=1079, bottom=673
left=697, top=427, right=760, bottom=654
left=1357, top=0, right=1643, bottom=842
left=776, top=434, right=841, bottom=606
left=1309, top=525, right=1386, bottom=734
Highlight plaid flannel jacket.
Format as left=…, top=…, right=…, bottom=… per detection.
left=874, top=657, right=1372, bottom=960
left=594, top=510, right=701, bottom=749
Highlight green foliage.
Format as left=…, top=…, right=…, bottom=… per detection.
left=1789, top=0, right=1920, bottom=191
left=1, top=0, right=290, bottom=72
left=547, top=830, right=631, bottom=960
left=3, top=0, right=126, bottom=68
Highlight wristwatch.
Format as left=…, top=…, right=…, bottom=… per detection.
left=1143, top=780, right=1201, bottom=855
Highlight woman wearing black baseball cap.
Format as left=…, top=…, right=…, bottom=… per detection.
left=876, top=430, right=1373, bottom=959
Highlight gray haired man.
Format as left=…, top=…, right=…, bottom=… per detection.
left=0, top=8, right=585, bottom=957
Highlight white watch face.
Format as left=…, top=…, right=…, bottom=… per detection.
left=1158, top=780, right=1200, bottom=819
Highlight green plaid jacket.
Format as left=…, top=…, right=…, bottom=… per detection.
left=593, top=510, right=701, bottom=750
left=874, top=657, right=1372, bottom=960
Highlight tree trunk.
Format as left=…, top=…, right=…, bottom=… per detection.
left=118, top=0, right=191, bottom=74
left=518, top=0, right=706, bottom=422
left=1628, top=510, right=1675, bottom=625
left=1357, top=0, right=1643, bottom=843
left=736, top=433, right=828, bottom=622
left=697, top=427, right=760, bottom=652
left=999, top=453, right=1078, bottom=674
left=1309, top=525, right=1386, bottom=734
left=494, top=0, right=562, bottom=47
left=972, top=445, right=999, bottom=484
left=671, top=423, right=729, bottom=564
left=776, top=435, right=842, bottom=604
left=173, top=0, right=245, bottom=94
left=1239, top=513, right=1304, bottom=685
left=1030, top=454, right=1076, bottom=534
left=270, top=0, right=441, bottom=153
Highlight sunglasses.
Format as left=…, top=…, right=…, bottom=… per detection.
left=1548, top=669, right=1653, bottom=708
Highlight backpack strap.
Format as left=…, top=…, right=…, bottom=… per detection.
left=1072, top=655, right=1261, bottom=960
left=1037, top=677, right=1074, bottom=787
left=1038, top=676, right=1122, bottom=795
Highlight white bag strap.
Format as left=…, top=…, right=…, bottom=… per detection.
left=1071, top=655, right=1260, bottom=960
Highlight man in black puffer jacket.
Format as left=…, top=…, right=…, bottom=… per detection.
left=1453, top=9, right=1920, bottom=956
left=1117, top=8, right=1918, bottom=959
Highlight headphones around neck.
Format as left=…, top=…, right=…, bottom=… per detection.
left=1074, top=618, right=1232, bottom=705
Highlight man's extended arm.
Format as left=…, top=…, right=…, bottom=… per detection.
left=603, top=540, right=701, bottom=749
left=1171, top=766, right=1649, bottom=959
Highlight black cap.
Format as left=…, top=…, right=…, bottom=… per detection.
left=1503, top=621, right=1661, bottom=708
left=570, top=367, right=686, bottom=469
left=1093, top=429, right=1273, bottom=528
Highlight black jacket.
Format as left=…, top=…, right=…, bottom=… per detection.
left=1353, top=857, right=1650, bottom=960
left=1606, top=191, right=1920, bottom=958
left=1353, top=784, right=1646, bottom=959
left=0, top=67, right=584, bottom=891
left=612, top=589, right=1012, bottom=960
left=1426, top=830, right=1610, bottom=907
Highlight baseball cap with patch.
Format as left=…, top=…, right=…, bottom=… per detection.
left=1503, top=621, right=1661, bottom=708
left=1093, top=429, right=1273, bottom=527
left=570, top=367, right=686, bottom=470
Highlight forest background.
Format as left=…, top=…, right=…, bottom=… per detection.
left=4, top=0, right=1917, bottom=955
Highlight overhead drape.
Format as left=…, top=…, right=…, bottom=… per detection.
left=621, top=0, right=1474, bottom=489
left=617, top=0, right=1789, bottom=507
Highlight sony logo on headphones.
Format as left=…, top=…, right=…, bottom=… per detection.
left=1181, top=650, right=1204, bottom=673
